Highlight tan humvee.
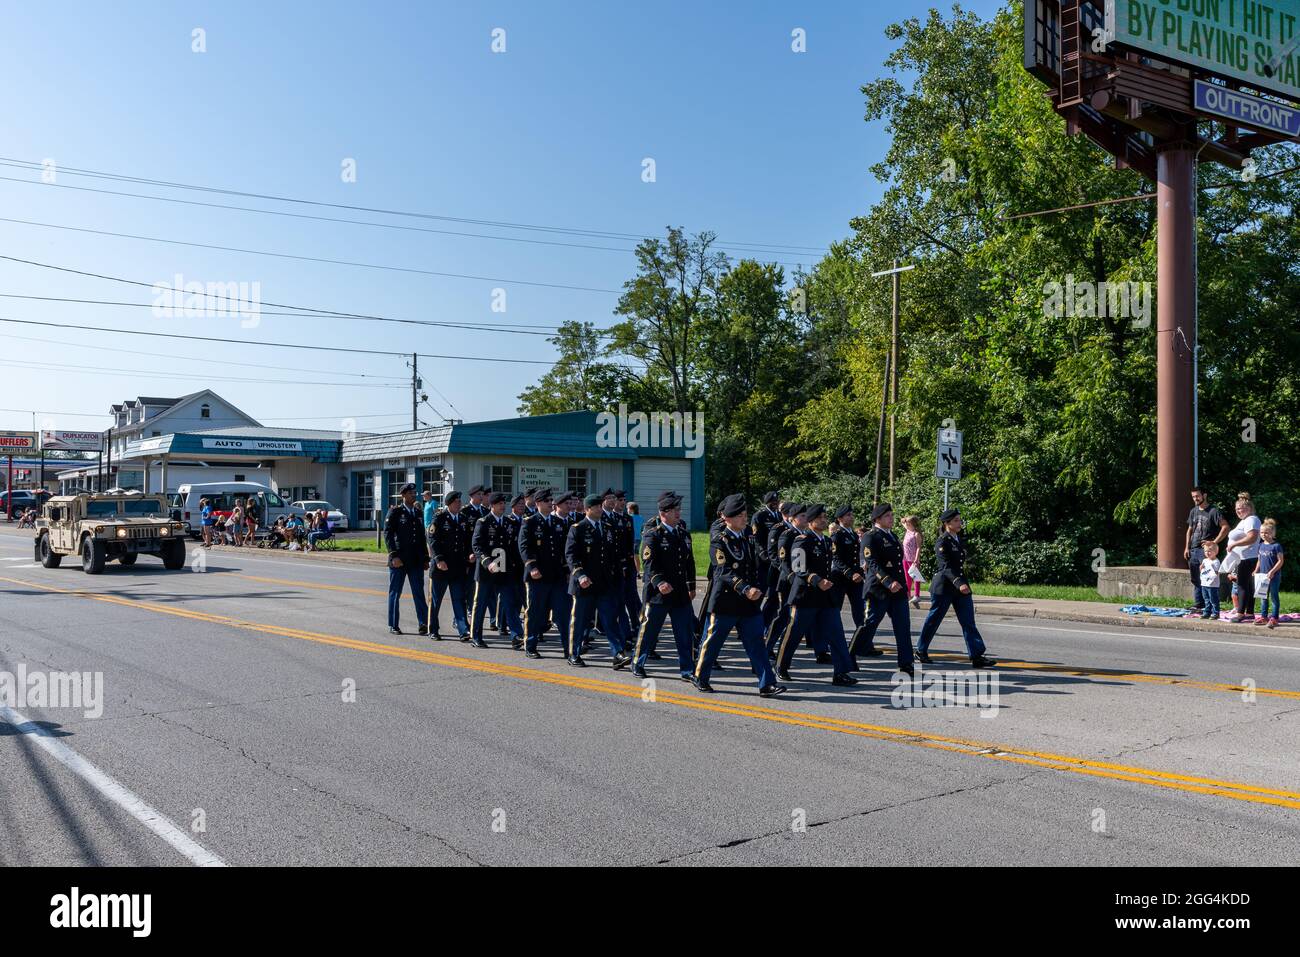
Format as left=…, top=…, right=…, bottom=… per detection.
left=34, top=492, right=187, bottom=574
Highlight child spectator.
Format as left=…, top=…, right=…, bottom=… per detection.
left=200, top=498, right=214, bottom=548
left=1198, top=540, right=1222, bottom=619
left=1256, top=518, right=1285, bottom=629
left=901, top=514, right=923, bottom=609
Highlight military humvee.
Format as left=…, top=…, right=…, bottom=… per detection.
left=34, top=492, right=187, bottom=574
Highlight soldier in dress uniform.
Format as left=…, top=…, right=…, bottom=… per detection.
left=830, top=504, right=866, bottom=632
left=504, top=493, right=529, bottom=642
left=693, top=502, right=729, bottom=657
left=751, top=491, right=783, bottom=627
left=384, top=482, right=430, bottom=636
left=468, top=491, right=521, bottom=648
left=523, top=488, right=538, bottom=516
left=914, top=508, right=997, bottom=668
left=428, top=489, right=473, bottom=640
left=767, top=504, right=829, bottom=662
left=464, top=485, right=495, bottom=630
left=694, top=494, right=784, bottom=697
left=519, top=488, right=571, bottom=659
left=849, top=502, right=915, bottom=676
left=775, top=504, right=857, bottom=685
left=613, top=489, right=642, bottom=635
left=565, top=493, right=632, bottom=670
left=631, top=491, right=697, bottom=680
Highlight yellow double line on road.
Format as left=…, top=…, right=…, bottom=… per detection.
left=232, top=572, right=1300, bottom=703
left=7, top=574, right=1300, bottom=812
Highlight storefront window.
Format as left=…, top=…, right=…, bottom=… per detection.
left=489, top=465, right=514, bottom=495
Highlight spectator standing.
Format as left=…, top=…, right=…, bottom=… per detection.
left=901, top=514, right=923, bottom=609
left=1184, top=486, right=1229, bottom=614
left=1226, top=492, right=1262, bottom=622
left=628, top=501, right=644, bottom=543
left=200, top=497, right=214, bottom=548
left=422, top=490, right=437, bottom=530
left=227, top=499, right=245, bottom=547
left=245, top=496, right=261, bottom=546
left=1255, top=519, right=1285, bottom=628
left=1198, top=540, right=1222, bottom=619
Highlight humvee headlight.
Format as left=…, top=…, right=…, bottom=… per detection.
left=116, top=528, right=128, bottom=538
left=159, top=527, right=170, bottom=536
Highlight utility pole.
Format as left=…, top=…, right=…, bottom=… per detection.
left=872, top=351, right=891, bottom=507
left=871, top=262, right=914, bottom=495
left=411, top=353, right=419, bottom=432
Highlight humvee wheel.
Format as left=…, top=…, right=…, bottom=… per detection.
left=38, top=534, right=62, bottom=569
left=81, top=537, right=106, bottom=575
left=118, top=553, right=138, bottom=567
left=161, top=541, right=186, bottom=570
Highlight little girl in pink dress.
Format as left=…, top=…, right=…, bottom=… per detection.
left=902, top=515, right=923, bottom=608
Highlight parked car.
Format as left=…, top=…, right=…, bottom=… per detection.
left=290, top=500, right=349, bottom=532
left=1, top=489, right=52, bottom=515
left=169, top=482, right=305, bottom=538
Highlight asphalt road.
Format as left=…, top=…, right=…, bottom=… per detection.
left=1, top=525, right=1298, bottom=866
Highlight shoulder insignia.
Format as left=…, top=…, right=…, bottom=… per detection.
left=642, top=545, right=652, bottom=561
left=862, top=546, right=871, bottom=558
left=715, top=548, right=726, bottom=564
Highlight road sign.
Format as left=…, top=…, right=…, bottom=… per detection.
left=1194, top=80, right=1300, bottom=138
left=1106, top=0, right=1300, bottom=102
left=936, top=429, right=963, bottom=480
left=0, top=432, right=37, bottom=451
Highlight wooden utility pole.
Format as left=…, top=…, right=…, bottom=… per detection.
left=871, top=262, right=914, bottom=495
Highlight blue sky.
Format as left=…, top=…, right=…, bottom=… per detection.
left=0, top=0, right=1004, bottom=437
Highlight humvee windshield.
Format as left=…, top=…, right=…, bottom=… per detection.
left=86, top=500, right=165, bottom=518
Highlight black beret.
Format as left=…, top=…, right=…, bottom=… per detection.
left=835, top=504, right=853, bottom=519
left=511, top=493, right=527, bottom=506
left=804, top=503, right=826, bottom=522
left=488, top=491, right=507, bottom=505
left=658, top=490, right=682, bottom=511
left=719, top=493, right=747, bottom=518
left=557, top=492, right=575, bottom=505
left=614, top=489, right=627, bottom=498
left=871, top=502, right=893, bottom=522
left=584, top=493, right=604, bottom=508
left=789, top=503, right=807, bottom=518
left=763, top=491, right=780, bottom=505
left=398, top=482, right=417, bottom=494
left=534, top=488, right=553, bottom=503
left=524, top=487, right=537, bottom=497
left=939, top=507, right=960, bottom=524
left=468, top=484, right=483, bottom=495
left=779, top=501, right=796, bottom=516
left=601, top=487, right=616, bottom=499
left=444, top=490, right=462, bottom=505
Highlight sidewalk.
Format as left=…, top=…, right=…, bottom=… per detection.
left=0, top=524, right=1291, bottom=638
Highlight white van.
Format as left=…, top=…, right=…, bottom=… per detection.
left=169, top=482, right=305, bottom=538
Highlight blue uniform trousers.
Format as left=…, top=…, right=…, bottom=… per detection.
left=569, top=590, right=625, bottom=658
left=388, top=563, right=428, bottom=631
left=915, top=590, right=986, bottom=660
left=851, top=590, right=914, bottom=669
left=777, top=604, right=852, bottom=673
left=696, top=612, right=776, bottom=689
left=471, top=578, right=521, bottom=642
left=430, top=575, right=468, bottom=637
left=524, top=579, right=570, bottom=654
left=633, top=601, right=697, bottom=675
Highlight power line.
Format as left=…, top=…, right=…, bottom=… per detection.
left=0, top=357, right=408, bottom=388
left=0, top=216, right=625, bottom=294
left=0, top=156, right=826, bottom=255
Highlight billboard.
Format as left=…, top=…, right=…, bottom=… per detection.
left=1107, top=0, right=1300, bottom=102
left=41, top=430, right=102, bottom=452
left=0, top=432, right=37, bottom=451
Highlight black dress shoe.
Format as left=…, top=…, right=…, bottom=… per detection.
left=612, top=653, right=632, bottom=671
left=459, top=634, right=471, bottom=643
left=692, top=676, right=715, bottom=693
left=469, top=636, right=489, bottom=649
left=388, top=627, right=403, bottom=636
left=632, top=666, right=648, bottom=678
left=647, top=652, right=663, bottom=660
left=429, top=633, right=442, bottom=641
left=568, top=656, right=587, bottom=668
left=898, top=663, right=914, bottom=677
left=971, top=655, right=998, bottom=668
left=915, top=650, right=933, bottom=664
left=417, top=626, right=428, bottom=637
left=511, top=637, right=524, bottom=651
left=759, top=684, right=787, bottom=698
left=777, top=668, right=793, bottom=682
left=860, top=646, right=885, bottom=657
left=679, top=673, right=694, bottom=682
left=525, top=650, right=542, bottom=660
left=831, top=673, right=858, bottom=686
left=815, top=652, right=833, bottom=664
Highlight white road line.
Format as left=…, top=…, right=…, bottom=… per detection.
left=0, top=705, right=227, bottom=867
left=988, top=621, right=1300, bottom=652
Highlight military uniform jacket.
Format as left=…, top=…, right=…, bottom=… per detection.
left=385, top=503, right=430, bottom=566
left=429, top=508, right=474, bottom=579
left=519, top=512, right=568, bottom=584
left=931, top=531, right=970, bottom=595
left=787, top=531, right=835, bottom=608
left=504, top=513, right=526, bottom=577
left=565, top=518, right=619, bottom=596
left=640, top=520, right=695, bottom=607
left=471, top=513, right=515, bottom=582
left=776, top=524, right=801, bottom=589
left=751, top=506, right=781, bottom=567
left=705, top=528, right=764, bottom=618
left=862, top=525, right=906, bottom=599
left=830, top=524, right=864, bottom=593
